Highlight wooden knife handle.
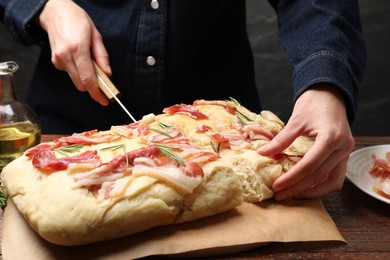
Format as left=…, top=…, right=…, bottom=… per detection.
left=93, top=61, right=120, bottom=101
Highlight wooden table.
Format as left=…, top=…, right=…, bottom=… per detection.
left=1, top=136, right=390, bottom=259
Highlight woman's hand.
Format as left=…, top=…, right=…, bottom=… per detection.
left=38, top=0, right=111, bottom=105
left=258, top=84, right=355, bottom=200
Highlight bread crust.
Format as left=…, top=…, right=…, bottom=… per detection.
left=3, top=153, right=242, bottom=246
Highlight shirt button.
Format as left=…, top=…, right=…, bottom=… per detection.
left=151, top=0, right=159, bottom=9
left=146, top=56, right=156, bottom=66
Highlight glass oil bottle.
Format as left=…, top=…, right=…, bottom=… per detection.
left=0, top=61, right=41, bottom=170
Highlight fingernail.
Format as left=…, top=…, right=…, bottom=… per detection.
left=106, top=65, right=112, bottom=75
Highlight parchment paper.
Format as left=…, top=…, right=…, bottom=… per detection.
left=2, top=198, right=345, bottom=259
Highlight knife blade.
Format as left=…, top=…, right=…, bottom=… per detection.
left=93, top=61, right=137, bottom=122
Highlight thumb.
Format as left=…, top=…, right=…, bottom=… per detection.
left=257, top=123, right=301, bottom=156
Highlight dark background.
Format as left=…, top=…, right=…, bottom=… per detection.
left=1, top=0, right=389, bottom=135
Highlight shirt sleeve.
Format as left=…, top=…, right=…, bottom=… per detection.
left=268, top=0, right=367, bottom=123
left=0, top=0, right=48, bottom=46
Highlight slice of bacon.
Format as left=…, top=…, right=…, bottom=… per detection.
left=133, top=124, right=150, bottom=136
left=163, top=104, right=208, bottom=119
left=193, top=99, right=237, bottom=114
left=368, top=152, right=390, bottom=199
left=369, top=153, right=390, bottom=177
left=95, top=176, right=134, bottom=202
left=373, top=175, right=390, bottom=199
left=74, top=172, right=124, bottom=189
left=26, top=130, right=122, bottom=159
left=32, top=149, right=68, bottom=171
left=72, top=153, right=131, bottom=188
left=132, top=156, right=203, bottom=194
left=73, top=145, right=176, bottom=189
left=32, top=149, right=101, bottom=172
left=242, top=123, right=276, bottom=141
left=25, top=143, right=59, bottom=158
left=182, top=151, right=220, bottom=166
left=196, top=124, right=212, bottom=133
left=208, top=129, right=249, bottom=148
left=208, top=133, right=230, bottom=144
left=96, top=181, right=116, bottom=201
left=57, top=130, right=121, bottom=145
left=141, top=125, right=190, bottom=145
left=72, top=145, right=211, bottom=197
left=182, top=160, right=204, bottom=178
left=111, top=121, right=150, bottom=137
left=150, top=143, right=220, bottom=165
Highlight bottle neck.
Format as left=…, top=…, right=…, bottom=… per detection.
left=0, top=74, right=17, bottom=101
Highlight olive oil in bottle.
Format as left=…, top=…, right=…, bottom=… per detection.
left=0, top=61, right=41, bottom=170
left=0, top=123, right=41, bottom=169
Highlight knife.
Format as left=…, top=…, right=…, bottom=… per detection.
left=93, top=61, right=137, bottom=122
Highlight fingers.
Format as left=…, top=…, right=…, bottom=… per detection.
left=74, top=53, right=109, bottom=106
left=299, top=157, right=347, bottom=199
left=275, top=156, right=348, bottom=200
left=39, top=0, right=110, bottom=106
left=258, top=121, right=302, bottom=156
left=271, top=125, right=354, bottom=201
left=85, top=20, right=111, bottom=105
left=91, top=29, right=112, bottom=76
left=272, top=133, right=334, bottom=191
left=265, top=85, right=355, bottom=200
left=50, top=38, right=109, bottom=106
left=50, top=43, right=92, bottom=93
left=273, top=150, right=349, bottom=201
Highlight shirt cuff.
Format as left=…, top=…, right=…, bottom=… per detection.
left=3, top=0, right=48, bottom=46
left=293, top=50, right=359, bottom=123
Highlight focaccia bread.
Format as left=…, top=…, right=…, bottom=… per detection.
left=1, top=99, right=313, bottom=246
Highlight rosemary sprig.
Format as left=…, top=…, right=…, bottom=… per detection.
left=100, top=143, right=125, bottom=151
left=228, top=97, right=241, bottom=106
left=152, top=143, right=178, bottom=149
left=55, top=144, right=84, bottom=156
left=153, top=144, right=185, bottom=166
left=236, top=114, right=247, bottom=125
left=210, top=141, right=220, bottom=154
left=116, top=133, right=130, bottom=139
left=227, top=97, right=253, bottom=125
left=100, top=144, right=131, bottom=167
left=156, top=120, right=172, bottom=130
left=236, top=110, right=253, bottom=122
left=0, top=183, right=8, bottom=208
left=149, top=127, right=173, bottom=138
left=126, top=154, right=132, bottom=167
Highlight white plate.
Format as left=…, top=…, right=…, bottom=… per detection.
left=346, top=144, right=390, bottom=204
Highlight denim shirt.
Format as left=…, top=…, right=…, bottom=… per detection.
left=0, top=0, right=366, bottom=134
